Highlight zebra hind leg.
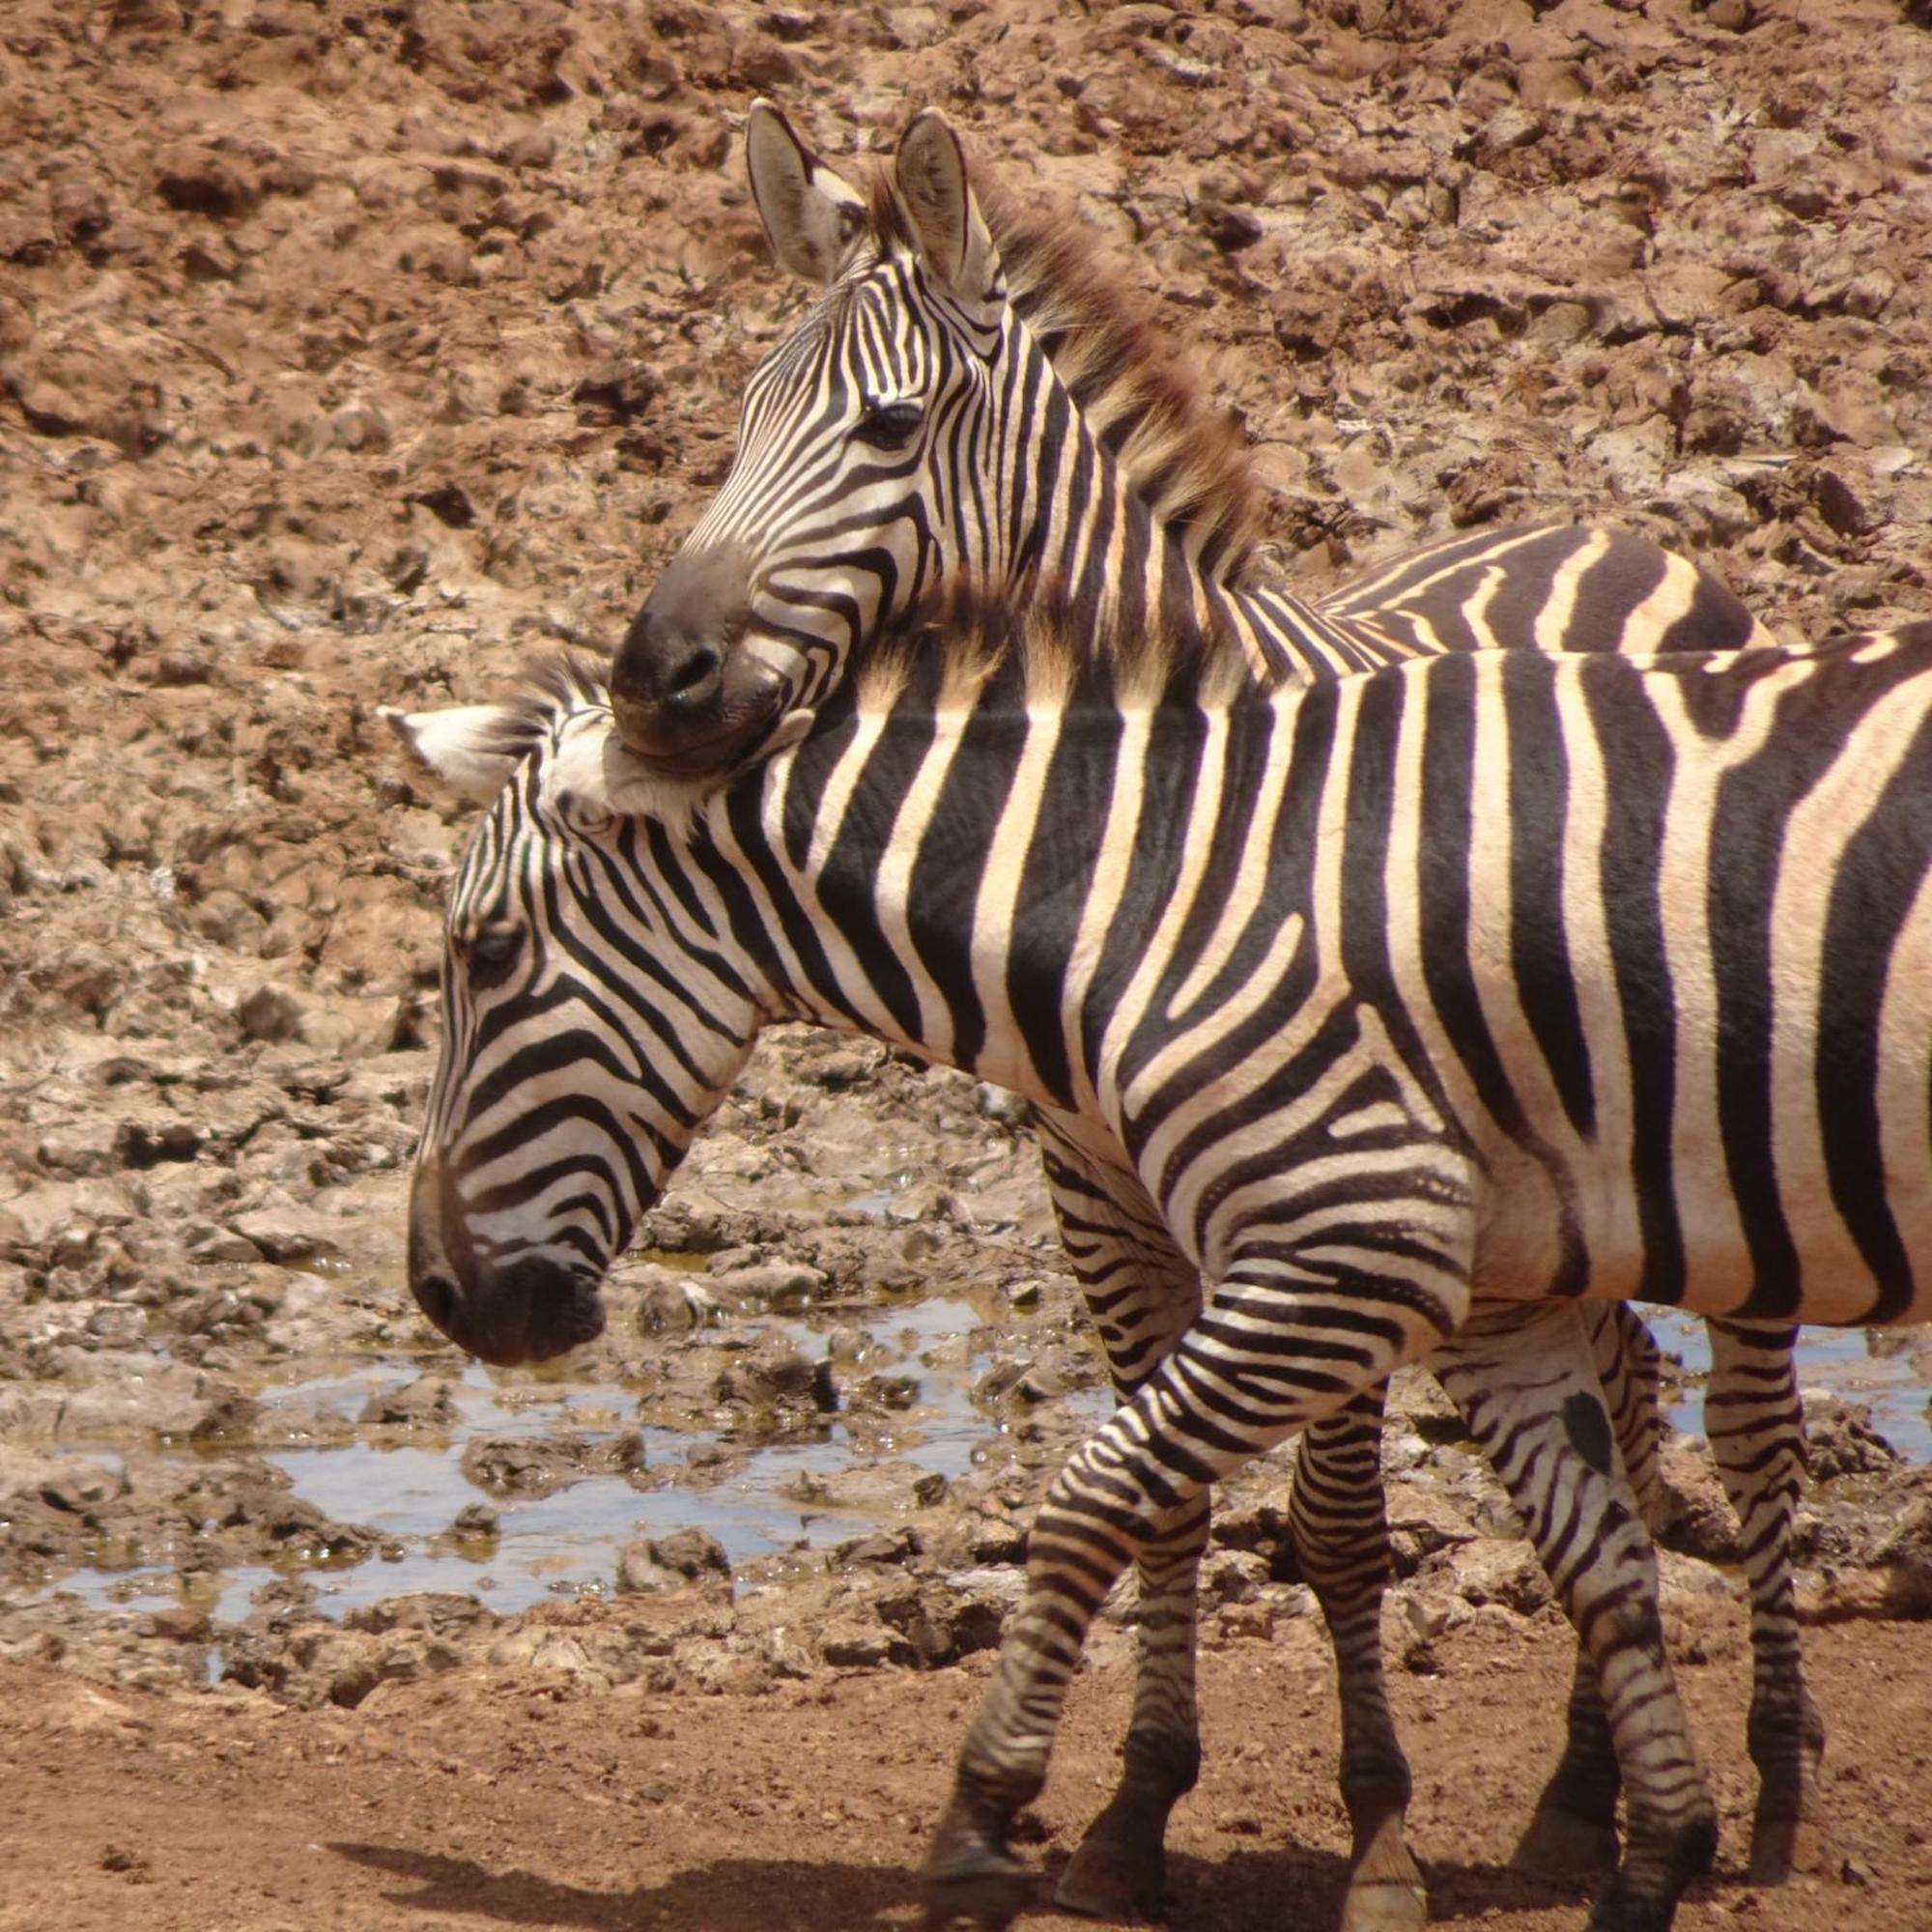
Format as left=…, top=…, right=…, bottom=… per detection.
left=1510, top=1302, right=1662, bottom=1880
left=1433, top=1301, right=1717, bottom=1932
left=1703, top=1319, right=1828, bottom=1884
left=1293, top=1389, right=1428, bottom=1932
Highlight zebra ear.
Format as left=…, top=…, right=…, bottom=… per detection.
left=745, top=99, right=867, bottom=286
left=895, top=111, right=999, bottom=318
left=379, top=703, right=525, bottom=805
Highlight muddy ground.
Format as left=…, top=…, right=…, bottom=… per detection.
left=4, top=0, right=1932, bottom=1926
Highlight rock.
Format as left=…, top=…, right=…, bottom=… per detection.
left=704, top=1261, right=827, bottom=1311
left=1384, top=1483, right=1479, bottom=1577
left=819, top=1619, right=896, bottom=1667
left=155, top=147, right=260, bottom=219
left=1656, top=1436, right=1742, bottom=1563
left=1805, top=1395, right=1898, bottom=1482
left=1436, top=1537, right=1551, bottom=1616
left=237, top=986, right=303, bottom=1043
left=617, top=1527, right=731, bottom=1594
left=357, top=1377, right=457, bottom=1430
left=0, top=1444, right=127, bottom=1512
left=460, top=1432, right=645, bottom=1499
left=714, top=1338, right=836, bottom=1414
left=113, top=1119, right=206, bottom=1168
left=227, top=1207, right=343, bottom=1267
left=1202, top=1548, right=1268, bottom=1605
left=833, top=1528, right=921, bottom=1570
left=632, top=1266, right=723, bottom=1331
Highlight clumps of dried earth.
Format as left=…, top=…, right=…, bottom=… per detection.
left=3, top=1, right=1932, bottom=1927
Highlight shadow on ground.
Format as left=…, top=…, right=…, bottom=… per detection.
left=333, top=1837, right=1629, bottom=1930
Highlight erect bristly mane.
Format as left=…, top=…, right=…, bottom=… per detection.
left=858, top=165, right=1267, bottom=585
left=848, top=579, right=1277, bottom=718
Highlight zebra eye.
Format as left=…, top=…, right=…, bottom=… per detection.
left=467, top=923, right=524, bottom=973
left=854, top=395, right=924, bottom=449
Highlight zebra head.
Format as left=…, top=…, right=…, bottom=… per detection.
left=383, top=668, right=760, bottom=1366
left=609, top=99, right=1008, bottom=777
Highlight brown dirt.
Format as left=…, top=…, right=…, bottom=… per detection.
left=1, top=1615, right=1929, bottom=1931
left=5, top=0, right=1932, bottom=1926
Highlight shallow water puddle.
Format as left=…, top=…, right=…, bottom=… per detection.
left=31, top=1292, right=1032, bottom=1626
left=1655, top=1314, right=1932, bottom=1462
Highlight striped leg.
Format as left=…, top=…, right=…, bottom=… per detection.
left=1291, top=1386, right=1429, bottom=1932
left=1703, top=1318, right=1825, bottom=1883
left=1037, top=1126, right=1205, bottom=1922
left=1512, top=1302, right=1665, bottom=1878
left=1432, top=1302, right=1717, bottom=1932
left=1040, top=1124, right=1425, bottom=1928
left=922, top=1209, right=1471, bottom=1930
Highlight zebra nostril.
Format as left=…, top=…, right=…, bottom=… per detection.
left=666, top=644, right=722, bottom=706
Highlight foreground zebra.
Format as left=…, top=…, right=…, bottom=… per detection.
left=601, top=100, right=1824, bottom=1909
left=391, top=610, right=1932, bottom=1931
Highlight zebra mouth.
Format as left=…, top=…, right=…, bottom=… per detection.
left=613, top=682, right=787, bottom=781
left=633, top=695, right=787, bottom=779
left=411, top=1255, right=608, bottom=1367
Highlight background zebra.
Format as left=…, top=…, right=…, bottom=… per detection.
left=599, top=99, right=1826, bottom=1908
left=390, top=607, right=1932, bottom=1932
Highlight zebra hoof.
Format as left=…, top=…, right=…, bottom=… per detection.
left=1052, top=1833, right=1167, bottom=1922
left=1584, top=1892, right=1676, bottom=1932
left=1340, top=1875, right=1430, bottom=1932
left=922, top=1858, right=1036, bottom=1930
left=1747, top=1809, right=1833, bottom=1887
left=1511, top=1802, right=1620, bottom=1880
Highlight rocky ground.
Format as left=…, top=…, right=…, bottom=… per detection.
left=4, top=0, right=1932, bottom=1926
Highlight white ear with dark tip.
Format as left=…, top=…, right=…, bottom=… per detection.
left=745, top=99, right=868, bottom=285
left=895, top=110, right=998, bottom=310
left=378, top=702, right=524, bottom=804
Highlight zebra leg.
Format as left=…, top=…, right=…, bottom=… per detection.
left=1433, top=1301, right=1717, bottom=1932
left=922, top=1234, right=1470, bottom=1930
left=1037, top=1125, right=1206, bottom=1922
left=1512, top=1302, right=1663, bottom=1879
left=1040, top=1122, right=1424, bottom=1926
left=1703, top=1318, right=1825, bottom=1884
left=1292, top=1387, right=1429, bottom=1932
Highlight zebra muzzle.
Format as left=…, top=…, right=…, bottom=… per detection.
left=406, top=1157, right=607, bottom=1366
left=611, top=544, right=788, bottom=776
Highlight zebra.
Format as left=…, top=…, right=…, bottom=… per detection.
left=599, top=99, right=1826, bottom=1910
left=389, top=610, right=1932, bottom=1932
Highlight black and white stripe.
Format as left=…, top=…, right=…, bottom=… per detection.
left=599, top=102, right=1824, bottom=1916
left=397, top=615, right=1932, bottom=1931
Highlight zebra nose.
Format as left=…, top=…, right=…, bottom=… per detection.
left=610, top=546, right=760, bottom=763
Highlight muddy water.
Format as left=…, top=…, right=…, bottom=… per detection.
left=34, top=1276, right=1110, bottom=1629
left=29, top=1279, right=1926, bottom=1638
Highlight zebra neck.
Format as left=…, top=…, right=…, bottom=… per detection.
left=698, top=676, right=1289, bottom=1118
left=1005, top=377, right=1401, bottom=689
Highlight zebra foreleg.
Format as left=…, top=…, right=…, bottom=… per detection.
left=1037, top=1125, right=1206, bottom=1922
left=923, top=1239, right=1468, bottom=1930
left=1703, top=1319, right=1827, bottom=1885
left=1292, top=1387, right=1429, bottom=1932
left=1051, top=1498, right=1208, bottom=1923
left=1432, top=1301, right=1717, bottom=1932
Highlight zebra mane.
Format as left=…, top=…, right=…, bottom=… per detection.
left=861, top=168, right=1267, bottom=585
left=851, top=580, right=1270, bottom=718
left=482, top=654, right=611, bottom=753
